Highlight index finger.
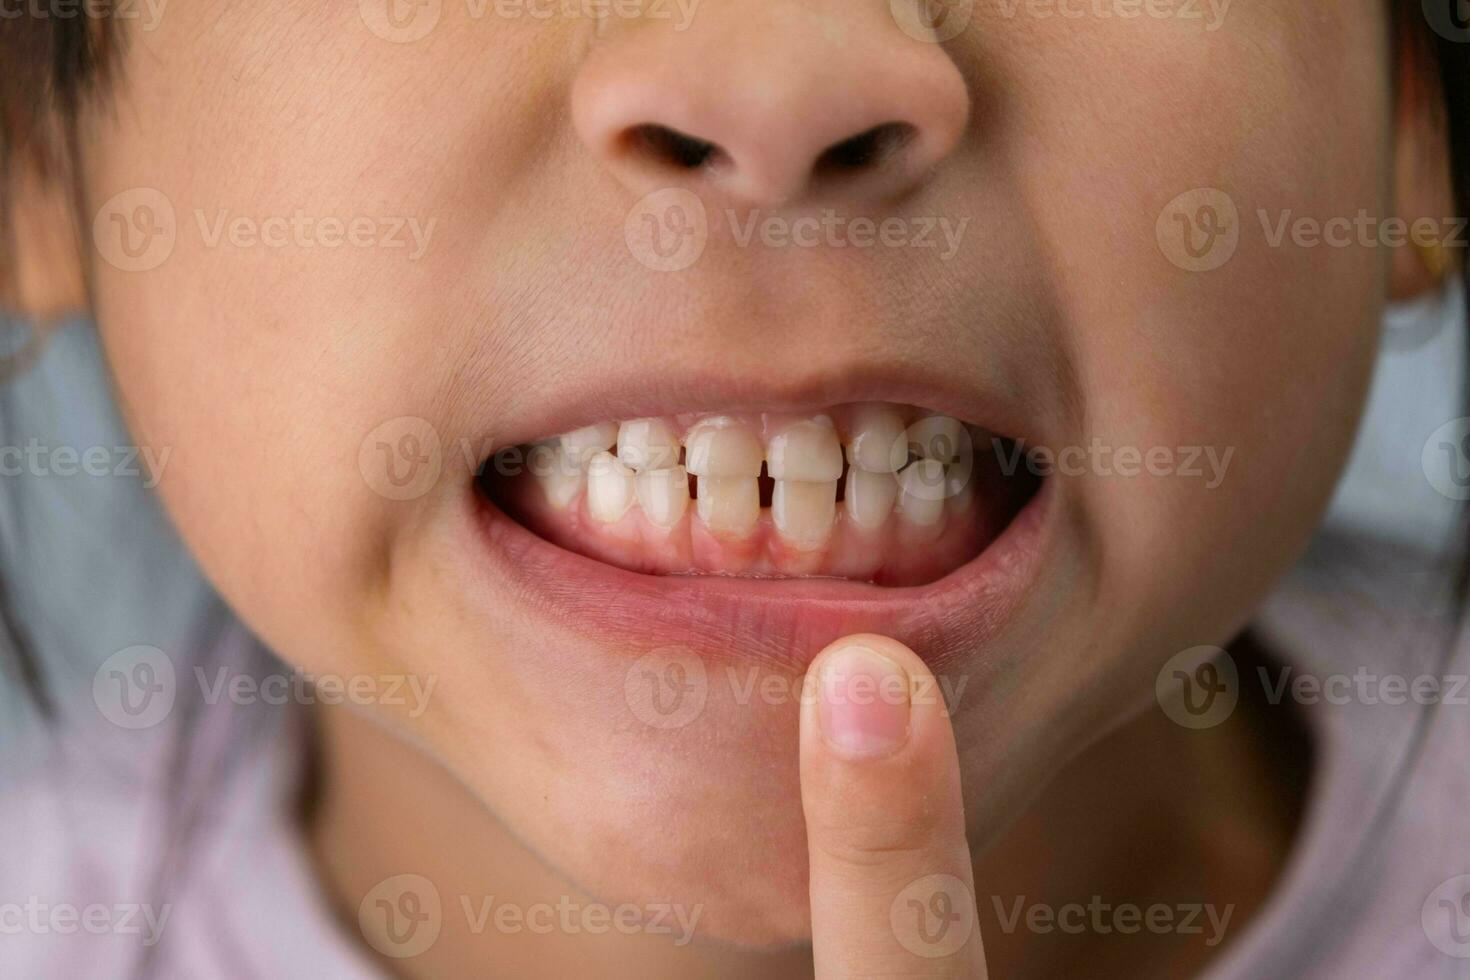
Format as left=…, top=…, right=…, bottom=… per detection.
left=799, top=633, right=988, bottom=978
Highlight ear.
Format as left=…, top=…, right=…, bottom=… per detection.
left=1389, top=28, right=1460, bottom=301
left=1, top=134, right=88, bottom=323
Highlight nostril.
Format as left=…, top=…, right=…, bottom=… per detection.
left=813, top=122, right=918, bottom=177
left=571, top=0, right=970, bottom=205
left=623, top=124, right=728, bottom=172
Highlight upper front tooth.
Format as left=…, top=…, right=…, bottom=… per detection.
left=684, top=419, right=763, bottom=478
left=845, top=403, right=908, bottom=473
left=586, top=451, right=636, bottom=523
left=907, top=416, right=968, bottom=462
left=766, top=418, right=843, bottom=481
left=560, top=422, right=619, bottom=466
left=618, top=418, right=681, bottom=471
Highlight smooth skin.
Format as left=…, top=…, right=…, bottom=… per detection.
left=0, top=0, right=1459, bottom=976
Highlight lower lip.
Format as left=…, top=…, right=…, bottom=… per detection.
left=465, top=477, right=1054, bottom=672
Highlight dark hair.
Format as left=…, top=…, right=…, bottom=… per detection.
left=0, top=10, right=115, bottom=289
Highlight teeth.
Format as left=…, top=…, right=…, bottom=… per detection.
left=772, top=480, right=837, bottom=549
left=766, top=418, right=843, bottom=481
left=618, top=418, right=682, bottom=471
left=586, top=451, right=636, bottom=523
left=536, top=407, right=974, bottom=544
left=534, top=445, right=584, bottom=510
left=560, top=422, right=619, bottom=466
left=845, top=403, right=908, bottom=473
left=897, top=459, right=946, bottom=526
left=696, top=476, right=759, bottom=535
left=636, top=466, right=690, bottom=528
left=906, top=416, right=968, bottom=462
left=684, top=419, right=763, bottom=478
left=844, top=468, right=898, bottom=529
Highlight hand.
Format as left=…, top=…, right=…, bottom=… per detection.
left=800, top=633, right=988, bottom=978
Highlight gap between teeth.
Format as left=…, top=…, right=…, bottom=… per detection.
left=547, top=407, right=978, bottom=549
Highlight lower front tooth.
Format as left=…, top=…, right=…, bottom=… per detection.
left=772, top=480, right=837, bottom=550
left=587, top=451, right=636, bottom=523
left=844, top=468, right=898, bottom=529
left=535, top=446, right=585, bottom=510
left=636, top=466, right=689, bottom=528
left=696, top=476, right=759, bottom=536
left=897, top=459, right=946, bottom=527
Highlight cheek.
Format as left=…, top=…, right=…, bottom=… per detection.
left=84, top=6, right=577, bottom=663
left=973, top=4, right=1388, bottom=628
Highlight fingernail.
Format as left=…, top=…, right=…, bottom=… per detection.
left=817, top=644, right=911, bottom=759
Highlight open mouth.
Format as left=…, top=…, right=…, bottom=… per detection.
left=476, top=402, right=1040, bottom=588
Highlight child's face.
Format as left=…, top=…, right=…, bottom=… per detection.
left=86, top=0, right=1390, bottom=942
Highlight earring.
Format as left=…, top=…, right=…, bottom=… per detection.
left=1416, top=236, right=1451, bottom=283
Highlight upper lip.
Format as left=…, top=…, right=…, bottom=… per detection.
left=474, top=355, right=1054, bottom=459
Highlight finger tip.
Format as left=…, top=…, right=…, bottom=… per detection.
left=811, top=634, right=945, bottom=716
left=813, top=632, right=926, bottom=678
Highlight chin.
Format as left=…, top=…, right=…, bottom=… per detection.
left=389, top=376, right=1059, bottom=945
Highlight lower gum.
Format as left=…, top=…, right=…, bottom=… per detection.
left=500, top=477, right=986, bottom=585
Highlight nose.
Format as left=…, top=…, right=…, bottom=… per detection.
left=571, top=1, right=970, bottom=207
